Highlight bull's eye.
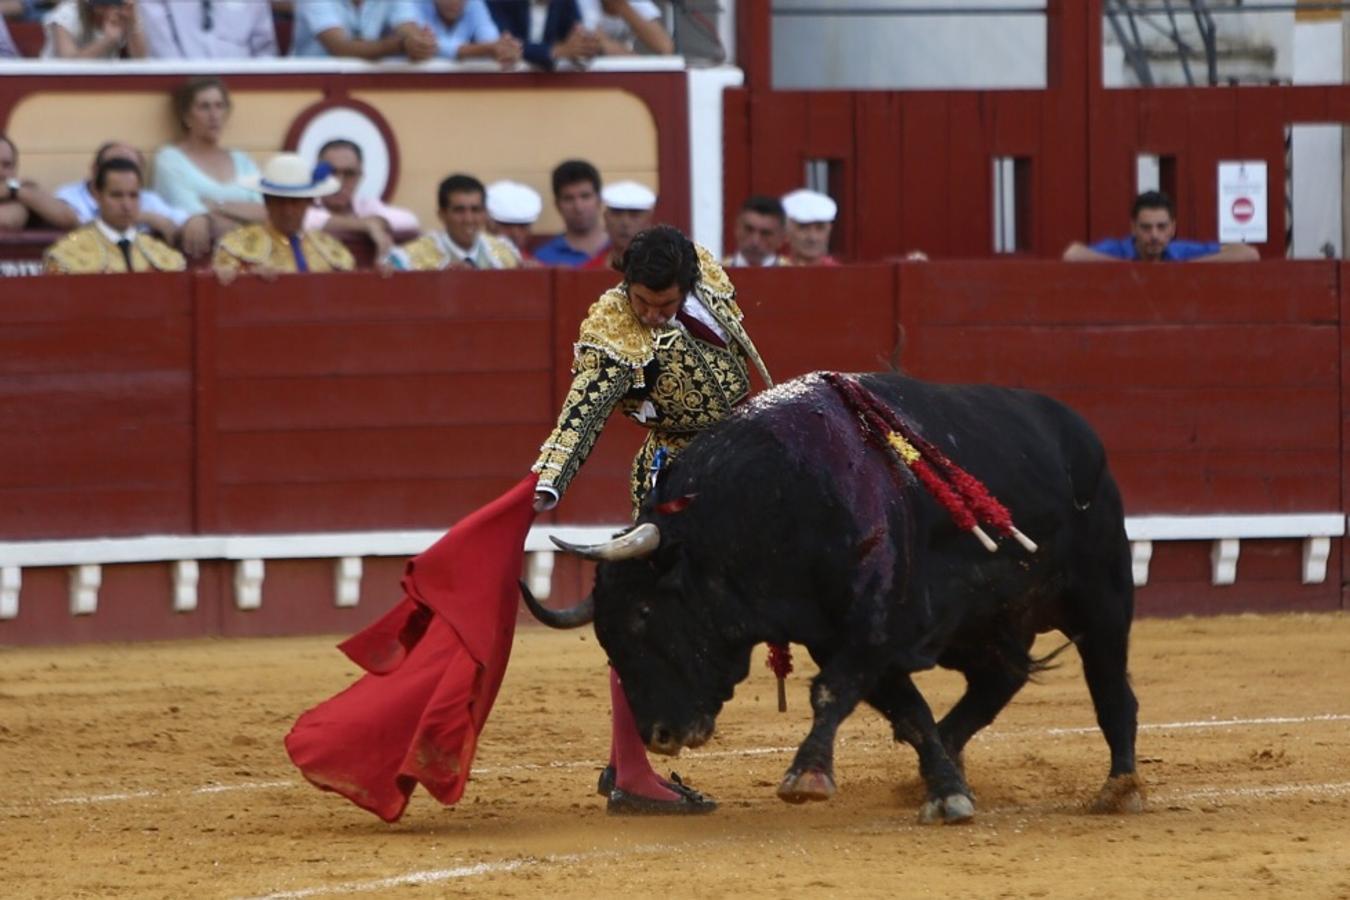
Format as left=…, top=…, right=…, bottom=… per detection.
left=632, top=603, right=652, bottom=634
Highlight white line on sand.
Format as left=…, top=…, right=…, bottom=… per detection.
left=235, top=780, right=1350, bottom=900
left=14, top=711, right=1348, bottom=811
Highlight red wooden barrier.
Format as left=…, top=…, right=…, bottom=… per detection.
left=1, top=261, right=1346, bottom=647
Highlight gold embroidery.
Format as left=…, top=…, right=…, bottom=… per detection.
left=395, top=234, right=448, bottom=271
left=214, top=224, right=353, bottom=273
left=44, top=225, right=185, bottom=274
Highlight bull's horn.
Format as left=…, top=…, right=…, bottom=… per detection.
left=518, top=580, right=595, bottom=629
left=549, top=523, right=661, bottom=561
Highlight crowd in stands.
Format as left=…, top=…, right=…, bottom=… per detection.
left=0, top=0, right=671, bottom=62
left=1, top=72, right=856, bottom=277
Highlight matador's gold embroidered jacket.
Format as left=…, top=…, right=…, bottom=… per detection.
left=532, top=246, right=773, bottom=512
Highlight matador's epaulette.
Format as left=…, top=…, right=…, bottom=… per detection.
left=134, top=234, right=187, bottom=271
left=395, top=234, right=447, bottom=271
left=216, top=223, right=275, bottom=266
left=44, top=227, right=110, bottom=274
left=307, top=230, right=355, bottom=271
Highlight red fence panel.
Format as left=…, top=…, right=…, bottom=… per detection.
left=0, top=274, right=195, bottom=538
left=899, top=260, right=1342, bottom=514
left=200, top=269, right=556, bottom=532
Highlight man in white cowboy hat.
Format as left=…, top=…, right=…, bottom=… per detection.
left=781, top=187, right=840, bottom=267
left=486, top=179, right=542, bottom=263
left=581, top=179, right=656, bottom=271
left=213, top=152, right=355, bottom=278
left=389, top=173, right=521, bottom=271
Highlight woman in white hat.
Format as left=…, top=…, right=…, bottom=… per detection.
left=212, top=153, right=355, bottom=278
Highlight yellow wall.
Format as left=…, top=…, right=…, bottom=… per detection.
left=7, top=86, right=660, bottom=236
left=352, top=88, right=658, bottom=233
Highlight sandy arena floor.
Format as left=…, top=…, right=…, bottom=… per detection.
left=2, top=613, right=1349, bottom=899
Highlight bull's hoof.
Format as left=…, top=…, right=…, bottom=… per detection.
left=917, top=793, right=975, bottom=825
left=777, top=768, right=836, bottom=804
left=1089, top=773, right=1146, bottom=814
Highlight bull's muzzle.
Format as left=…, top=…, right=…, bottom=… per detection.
left=549, top=523, right=661, bottom=561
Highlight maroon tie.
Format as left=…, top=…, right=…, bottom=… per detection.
left=676, top=308, right=726, bottom=348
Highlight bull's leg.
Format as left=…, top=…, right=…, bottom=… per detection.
left=936, top=652, right=1032, bottom=771
left=776, top=660, right=875, bottom=805
left=1075, top=625, right=1144, bottom=813
left=866, top=669, right=975, bottom=824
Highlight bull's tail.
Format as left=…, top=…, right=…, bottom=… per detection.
left=1028, top=637, right=1077, bottom=682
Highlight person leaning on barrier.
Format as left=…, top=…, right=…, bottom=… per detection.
left=0, top=134, right=74, bottom=233
left=303, top=139, right=420, bottom=263
left=53, top=140, right=212, bottom=257
left=212, top=153, right=355, bottom=280
left=577, top=0, right=671, bottom=56
left=1062, top=190, right=1260, bottom=263
left=139, top=0, right=278, bottom=59
left=41, top=0, right=149, bottom=58
left=290, top=0, right=436, bottom=61
left=388, top=173, right=521, bottom=270
left=533, top=158, right=607, bottom=266
left=44, top=157, right=187, bottom=274
left=418, top=0, right=522, bottom=66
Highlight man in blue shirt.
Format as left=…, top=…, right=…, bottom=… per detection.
left=420, top=0, right=521, bottom=64
left=534, top=159, right=609, bottom=267
left=291, top=0, right=437, bottom=60
left=1063, top=190, right=1259, bottom=263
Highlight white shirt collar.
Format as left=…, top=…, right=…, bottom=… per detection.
left=94, top=217, right=139, bottom=245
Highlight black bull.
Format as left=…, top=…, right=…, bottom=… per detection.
left=524, top=371, right=1143, bottom=823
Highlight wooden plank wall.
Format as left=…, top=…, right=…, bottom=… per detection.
left=0, top=262, right=1345, bottom=645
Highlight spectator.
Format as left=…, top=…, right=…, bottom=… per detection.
left=153, top=77, right=266, bottom=238
left=290, top=0, right=436, bottom=60
left=41, top=0, right=149, bottom=58
left=139, top=0, right=278, bottom=58
left=420, top=0, right=521, bottom=65
left=1062, top=190, right=1259, bottom=263
left=0, top=134, right=73, bottom=232
left=534, top=158, right=606, bottom=266
left=488, top=0, right=599, bottom=70
left=581, top=179, right=653, bottom=270
left=302, top=138, right=419, bottom=262
left=53, top=141, right=213, bottom=255
left=44, top=157, right=187, bottom=274
left=212, top=153, right=355, bottom=278
left=781, top=188, right=839, bottom=266
left=389, top=173, right=521, bottom=270
left=486, top=179, right=541, bottom=261
left=723, top=194, right=786, bottom=267
left=0, top=14, right=18, bottom=59
left=577, top=0, right=670, bottom=55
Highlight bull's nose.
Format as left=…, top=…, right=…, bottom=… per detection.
left=648, top=723, right=681, bottom=756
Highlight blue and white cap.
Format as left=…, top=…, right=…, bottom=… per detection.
left=241, top=153, right=340, bottom=199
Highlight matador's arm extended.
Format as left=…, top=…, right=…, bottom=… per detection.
left=531, top=347, right=636, bottom=508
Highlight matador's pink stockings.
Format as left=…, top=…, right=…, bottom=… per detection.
left=608, top=667, right=679, bottom=801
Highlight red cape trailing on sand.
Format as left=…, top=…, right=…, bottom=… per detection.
left=284, top=474, right=538, bottom=822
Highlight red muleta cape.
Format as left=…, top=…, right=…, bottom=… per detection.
left=284, top=474, right=538, bottom=822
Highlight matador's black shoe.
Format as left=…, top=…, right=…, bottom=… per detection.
left=606, top=771, right=717, bottom=815
left=597, top=765, right=615, bottom=797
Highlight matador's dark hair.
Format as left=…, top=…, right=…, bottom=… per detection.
left=437, top=173, right=486, bottom=210
left=622, top=225, right=700, bottom=294
left=94, top=157, right=142, bottom=190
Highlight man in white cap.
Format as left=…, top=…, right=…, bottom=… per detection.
left=390, top=173, right=522, bottom=270
left=582, top=179, right=656, bottom=271
left=781, top=187, right=840, bottom=267
left=213, top=152, right=356, bottom=278
left=486, top=180, right=542, bottom=263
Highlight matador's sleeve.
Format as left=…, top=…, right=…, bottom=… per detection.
left=531, top=346, right=636, bottom=502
